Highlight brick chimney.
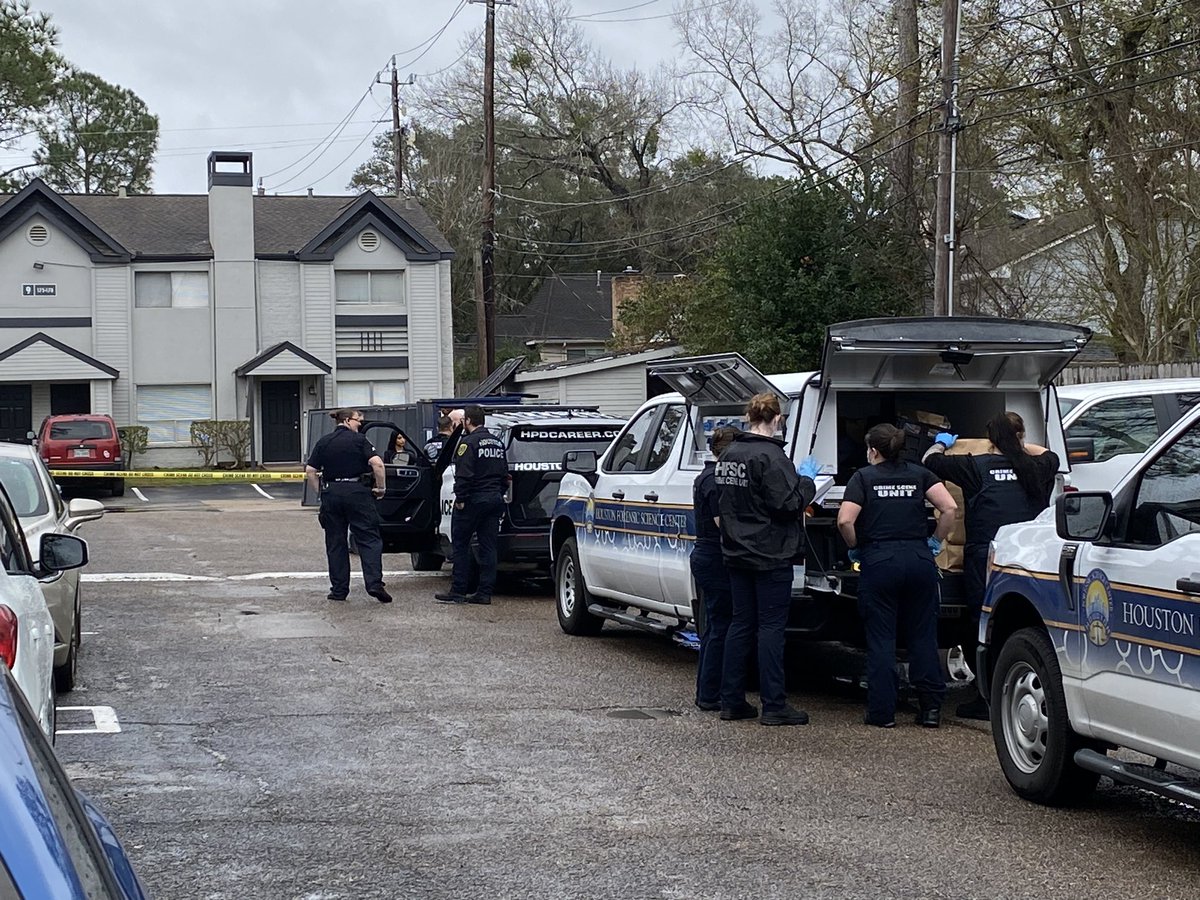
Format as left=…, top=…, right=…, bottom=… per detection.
left=610, top=265, right=644, bottom=335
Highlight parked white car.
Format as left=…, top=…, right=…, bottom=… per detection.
left=1059, top=378, right=1200, bottom=492
left=982, top=402, right=1200, bottom=808
left=0, top=482, right=91, bottom=739
left=0, top=443, right=104, bottom=693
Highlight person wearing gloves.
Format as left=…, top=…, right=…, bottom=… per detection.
left=837, top=424, right=958, bottom=728
left=922, top=411, right=1059, bottom=720
left=715, top=392, right=819, bottom=727
left=690, top=426, right=741, bottom=712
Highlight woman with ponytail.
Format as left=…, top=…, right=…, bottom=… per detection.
left=837, top=424, right=958, bottom=728
left=922, top=411, right=1059, bottom=720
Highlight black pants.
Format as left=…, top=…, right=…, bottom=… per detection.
left=690, top=545, right=733, bottom=707
left=319, top=482, right=384, bottom=597
left=962, top=543, right=990, bottom=651
left=858, top=543, right=944, bottom=722
left=450, top=493, right=505, bottom=598
left=722, top=566, right=793, bottom=714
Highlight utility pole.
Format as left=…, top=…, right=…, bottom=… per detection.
left=386, top=58, right=414, bottom=196
left=932, top=0, right=962, bottom=317
left=470, top=0, right=512, bottom=376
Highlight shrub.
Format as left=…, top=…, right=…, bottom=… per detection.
left=117, top=426, right=148, bottom=470
left=190, top=420, right=219, bottom=467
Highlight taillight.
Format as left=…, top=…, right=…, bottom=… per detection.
left=0, top=605, right=17, bottom=669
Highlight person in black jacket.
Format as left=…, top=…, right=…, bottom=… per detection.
left=691, top=426, right=741, bottom=712
left=435, top=405, right=510, bottom=606
left=837, top=424, right=958, bottom=728
left=305, top=409, right=392, bottom=604
left=922, top=411, right=1059, bottom=720
left=716, top=392, right=817, bottom=727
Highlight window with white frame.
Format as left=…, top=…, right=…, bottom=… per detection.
left=336, top=380, right=407, bottom=407
left=335, top=271, right=405, bottom=306
left=134, top=272, right=210, bottom=308
left=137, top=385, right=212, bottom=443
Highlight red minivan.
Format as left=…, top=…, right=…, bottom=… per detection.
left=37, top=414, right=124, bottom=497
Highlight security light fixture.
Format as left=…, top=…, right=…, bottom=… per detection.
left=32, top=261, right=44, bottom=270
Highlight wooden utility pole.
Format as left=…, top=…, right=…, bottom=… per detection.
left=481, top=0, right=498, bottom=375
left=932, top=0, right=962, bottom=316
left=387, top=58, right=414, bottom=196
left=475, top=248, right=487, bottom=382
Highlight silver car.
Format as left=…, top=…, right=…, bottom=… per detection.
left=0, top=444, right=104, bottom=693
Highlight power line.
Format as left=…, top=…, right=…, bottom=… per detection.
left=415, top=31, right=483, bottom=79
left=393, top=0, right=468, bottom=61
left=955, top=137, right=1200, bottom=174
left=582, top=0, right=724, bottom=23
left=568, top=0, right=661, bottom=19
left=270, top=115, right=391, bottom=194
left=399, top=0, right=470, bottom=70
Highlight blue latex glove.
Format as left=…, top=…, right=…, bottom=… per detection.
left=928, top=536, right=944, bottom=557
left=934, top=432, right=957, bottom=448
left=847, top=548, right=861, bottom=564
left=796, top=454, right=821, bottom=480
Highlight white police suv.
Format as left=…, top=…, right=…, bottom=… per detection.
left=982, top=402, right=1200, bottom=807
left=551, top=317, right=1088, bottom=643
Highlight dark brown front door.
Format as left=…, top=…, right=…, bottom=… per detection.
left=261, top=381, right=300, bottom=463
left=0, top=385, right=32, bottom=443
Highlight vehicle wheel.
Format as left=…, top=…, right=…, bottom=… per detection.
left=990, top=627, right=1099, bottom=806
left=110, top=478, right=125, bottom=497
left=54, top=612, right=79, bottom=694
left=410, top=551, right=444, bottom=571
left=555, top=538, right=604, bottom=636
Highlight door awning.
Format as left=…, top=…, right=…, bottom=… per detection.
left=0, top=332, right=118, bottom=382
left=235, top=341, right=332, bottom=377
left=822, top=317, right=1092, bottom=390
left=649, top=353, right=779, bottom=405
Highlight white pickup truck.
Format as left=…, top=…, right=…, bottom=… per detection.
left=982, top=402, right=1200, bottom=809
left=550, top=317, right=1089, bottom=645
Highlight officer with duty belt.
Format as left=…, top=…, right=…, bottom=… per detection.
left=305, top=408, right=393, bottom=604
left=837, top=424, right=958, bottom=728
left=435, top=405, right=509, bottom=606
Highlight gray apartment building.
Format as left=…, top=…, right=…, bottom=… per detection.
left=0, top=152, right=455, bottom=466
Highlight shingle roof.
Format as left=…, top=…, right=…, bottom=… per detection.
left=961, top=209, right=1096, bottom=273
left=496, top=274, right=616, bottom=343
left=0, top=188, right=453, bottom=259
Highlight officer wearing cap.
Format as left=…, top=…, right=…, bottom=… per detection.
left=837, top=424, right=958, bottom=728
left=305, top=408, right=392, bottom=604
left=435, top=405, right=509, bottom=605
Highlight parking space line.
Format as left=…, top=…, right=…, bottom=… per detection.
left=56, top=706, right=121, bottom=735
left=131, top=487, right=150, bottom=503
left=251, top=483, right=274, bottom=500
left=83, top=573, right=216, bottom=583
left=82, top=570, right=437, bottom=583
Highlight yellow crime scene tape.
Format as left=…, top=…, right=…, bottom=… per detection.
left=50, top=469, right=305, bottom=481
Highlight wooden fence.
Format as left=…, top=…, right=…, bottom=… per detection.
left=1059, top=362, right=1200, bottom=385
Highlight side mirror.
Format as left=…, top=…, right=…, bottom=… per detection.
left=64, top=497, right=105, bottom=531
left=1067, top=436, right=1095, bottom=464
left=1055, top=491, right=1112, bottom=542
left=562, top=449, right=598, bottom=476
left=40, top=533, right=89, bottom=573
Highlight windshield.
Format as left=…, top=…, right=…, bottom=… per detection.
left=48, top=420, right=114, bottom=441
left=508, top=425, right=622, bottom=524
left=0, top=457, right=49, bottom=518
left=1058, top=397, right=1082, bottom=419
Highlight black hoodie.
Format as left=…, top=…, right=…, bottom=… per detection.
left=714, top=432, right=816, bottom=570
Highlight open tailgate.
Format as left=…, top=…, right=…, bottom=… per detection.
left=649, top=353, right=781, bottom=405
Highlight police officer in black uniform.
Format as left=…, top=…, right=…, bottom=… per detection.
left=922, top=410, right=1059, bottom=720
left=305, top=408, right=392, bottom=604
left=716, top=392, right=818, bottom=727
left=837, top=424, right=958, bottom=728
left=434, top=405, right=509, bottom=605
left=691, top=426, right=740, bottom=712
left=423, top=414, right=455, bottom=460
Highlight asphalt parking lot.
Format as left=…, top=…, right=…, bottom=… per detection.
left=54, top=485, right=1200, bottom=899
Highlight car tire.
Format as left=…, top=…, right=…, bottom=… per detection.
left=53, top=590, right=80, bottom=695
left=110, top=478, right=125, bottom=497
left=555, top=537, right=603, bottom=636
left=990, top=626, right=1099, bottom=806
left=410, top=551, right=444, bottom=571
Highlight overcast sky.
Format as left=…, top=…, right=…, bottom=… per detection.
left=26, top=0, right=685, bottom=195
